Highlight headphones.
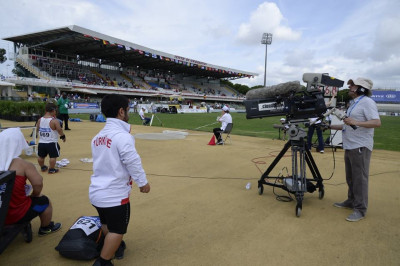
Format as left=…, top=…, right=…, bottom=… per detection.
left=356, top=86, right=366, bottom=95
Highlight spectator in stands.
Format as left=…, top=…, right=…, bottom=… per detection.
left=90, top=94, right=150, bottom=266
left=139, top=107, right=151, bottom=125
left=57, top=92, right=71, bottom=130
left=28, top=94, right=33, bottom=102
left=0, top=128, right=62, bottom=235
left=213, top=105, right=233, bottom=145
left=37, top=103, right=67, bottom=174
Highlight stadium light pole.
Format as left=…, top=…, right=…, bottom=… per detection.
left=261, top=33, right=272, bottom=87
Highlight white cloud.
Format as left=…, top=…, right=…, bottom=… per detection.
left=0, top=0, right=399, bottom=89
left=371, top=17, right=400, bottom=61
left=236, top=2, right=301, bottom=45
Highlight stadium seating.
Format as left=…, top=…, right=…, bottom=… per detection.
left=15, top=49, right=245, bottom=101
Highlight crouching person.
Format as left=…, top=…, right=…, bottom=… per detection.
left=0, top=128, right=61, bottom=236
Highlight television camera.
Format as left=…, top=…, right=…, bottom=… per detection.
left=244, top=73, right=344, bottom=217
left=244, top=73, right=344, bottom=120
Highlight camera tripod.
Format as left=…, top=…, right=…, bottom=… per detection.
left=150, top=114, right=163, bottom=127
left=257, top=124, right=325, bottom=217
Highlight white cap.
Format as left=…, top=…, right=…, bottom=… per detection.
left=349, top=77, right=373, bottom=96
left=280, top=118, right=285, bottom=122
left=222, top=106, right=229, bottom=112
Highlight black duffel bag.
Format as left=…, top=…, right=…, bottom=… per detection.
left=55, top=216, right=104, bottom=260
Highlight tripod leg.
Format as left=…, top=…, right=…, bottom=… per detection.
left=260, top=140, right=291, bottom=180
left=155, top=115, right=163, bottom=126
left=304, top=143, right=324, bottom=198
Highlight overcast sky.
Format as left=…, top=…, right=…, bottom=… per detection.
left=0, top=0, right=399, bottom=89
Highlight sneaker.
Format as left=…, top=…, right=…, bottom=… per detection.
left=38, top=221, right=62, bottom=236
left=115, top=240, right=126, bottom=260
left=93, top=257, right=114, bottom=266
left=41, top=165, right=48, bottom=172
left=346, top=211, right=365, bottom=222
left=48, top=168, right=59, bottom=174
left=320, top=150, right=324, bottom=154
left=216, top=141, right=224, bottom=145
left=65, top=128, right=71, bottom=130
left=333, top=201, right=353, bottom=209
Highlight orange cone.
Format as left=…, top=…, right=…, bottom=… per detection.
left=208, top=135, right=216, bottom=145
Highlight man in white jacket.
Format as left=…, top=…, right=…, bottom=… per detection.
left=89, top=94, right=150, bottom=266
left=213, top=105, right=233, bottom=145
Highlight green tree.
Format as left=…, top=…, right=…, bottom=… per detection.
left=12, top=66, right=24, bottom=77
left=337, top=89, right=351, bottom=105
left=0, top=48, right=7, bottom=64
left=221, top=79, right=259, bottom=95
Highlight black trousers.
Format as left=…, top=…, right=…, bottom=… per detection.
left=58, top=113, right=70, bottom=129
left=213, top=128, right=223, bottom=142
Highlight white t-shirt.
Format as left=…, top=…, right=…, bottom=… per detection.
left=139, top=109, right=145, bottom=120
left=89, top=118, right=148, bottom=207
left=342, top=96, right=380, bottom=151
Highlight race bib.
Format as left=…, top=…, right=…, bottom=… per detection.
left=70, top=216, right=101, bottom=236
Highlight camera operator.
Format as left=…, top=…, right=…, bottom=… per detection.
left=329, top=78, right=381, bottom=222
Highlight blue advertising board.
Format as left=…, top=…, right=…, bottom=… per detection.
left=371, top=91, right=400, bottom=103
left=73, top=102, right=99, bottom=109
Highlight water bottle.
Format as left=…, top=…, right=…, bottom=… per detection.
left=246, top=182, right=251, bottom=190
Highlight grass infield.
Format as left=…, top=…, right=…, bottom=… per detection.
left=71, top=112, right=400, bottom=152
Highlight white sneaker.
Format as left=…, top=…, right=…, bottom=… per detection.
left=320, top=150, right=324, bottom=154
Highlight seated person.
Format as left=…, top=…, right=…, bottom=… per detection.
left=0, top=128, right=61, bottom=236
left=213, top=105, right=233, bottom=145
left=139, top=107, right=151, bottom=125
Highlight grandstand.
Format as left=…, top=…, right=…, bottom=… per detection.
left=2, top=25, right=257, bottom=107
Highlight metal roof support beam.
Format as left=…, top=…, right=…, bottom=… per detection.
left=28, top=35, right=73, bottom=49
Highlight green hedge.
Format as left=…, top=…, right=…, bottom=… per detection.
left=0, top=100, right=45, bottom=120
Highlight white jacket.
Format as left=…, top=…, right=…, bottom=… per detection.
left=218, top=113, right=232, bottom=131
left=89, top=118, right=148, bottom=207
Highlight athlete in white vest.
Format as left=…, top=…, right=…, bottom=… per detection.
left=90, top=94, right=150, bottom=266
left=36, top=103, right=66, bottom=174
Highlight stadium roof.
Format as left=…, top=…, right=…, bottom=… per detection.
left=4, top=25, right=257, bottom=80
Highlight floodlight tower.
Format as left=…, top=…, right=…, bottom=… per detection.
left=261, top=33, right=273, bottom=87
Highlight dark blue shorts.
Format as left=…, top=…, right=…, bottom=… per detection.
left=38, top=142, right=60, bottom=158
left=94, top=203, right=130, bottom=234
left=17, top=195, right=50, bottom=224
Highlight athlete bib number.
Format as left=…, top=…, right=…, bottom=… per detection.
left=40, top=132, right=50, bottom=138
left=70, top=216, right=102, bottom=236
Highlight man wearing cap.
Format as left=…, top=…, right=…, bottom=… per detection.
left=329, top=78, right=381, bottom=222
left=213, top=106, right=232, bottom=145
left=139, top=107, right=151, bottom=125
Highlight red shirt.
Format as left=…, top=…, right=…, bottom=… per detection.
left=5, top=175, right=32, bottom=225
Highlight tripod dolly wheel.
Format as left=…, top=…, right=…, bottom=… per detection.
left=318, top=188, right=325, bottom=199
left=295, top=204, right=302, bottom=217
left=258, top=185, right=264, bottom=195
